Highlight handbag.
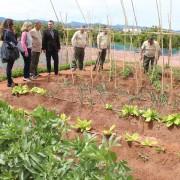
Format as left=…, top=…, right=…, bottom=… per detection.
left=17, top=40, right=25, bottom=53
left=0, top=30, right=19, bottom=63
left=0, top=41, right=19, bottom=63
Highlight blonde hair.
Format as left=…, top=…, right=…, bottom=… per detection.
left=21, top=22, right=32, bottom=32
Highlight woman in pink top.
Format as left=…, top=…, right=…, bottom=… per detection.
left=21, top=22, right=32, bottom=81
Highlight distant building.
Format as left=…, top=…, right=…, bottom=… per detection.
left=123, top=27, right=142, bottom=34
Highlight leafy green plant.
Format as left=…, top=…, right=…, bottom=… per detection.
left=120, top=66, right=133, bottom=78
left=12, top=85, right=29, bottom=95
left=120, top=105, right=142, bottom=117
left=30, top=87, right=47, bottom=95
left=142, top=109, right=160, bottom=122
left=124, top=132, right=140, bottom=143
left=163, top=113, right=180, bottom=127
left=141, top=138, right=158, bottom=147
left=105, top=103, right=113, bottom=110
left=0, top=100, right=132, bottom=179
left=73, top=118, right=92, bottom=132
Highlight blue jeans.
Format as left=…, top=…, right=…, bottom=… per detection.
left=21, top=48, right=31, bottom=78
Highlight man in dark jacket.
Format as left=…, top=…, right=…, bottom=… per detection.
left=42, top=20, right=60, bottom=75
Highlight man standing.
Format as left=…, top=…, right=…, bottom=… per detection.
left=30, top=21, right=42, bottom=79
left=71, top=26, right=88, bottom=71
left=141, top=36, right=161, bottom=73
left=93, top=26, right=109, bottom=71
left=42, top=20, right=60, bottom=75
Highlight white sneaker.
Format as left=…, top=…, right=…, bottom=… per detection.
left=23, top=78, right=31, bottom=82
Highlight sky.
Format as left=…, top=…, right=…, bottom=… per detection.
left=0, top=0, right=180, bottom=30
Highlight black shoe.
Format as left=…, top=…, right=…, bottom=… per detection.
left=7, top=82, right=18, bottom=87
left=93, top=66, right=96, bottom=71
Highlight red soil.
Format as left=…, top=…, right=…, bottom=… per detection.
left=0, top=62, right=180, bottom=180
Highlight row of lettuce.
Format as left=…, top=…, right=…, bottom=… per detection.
left=0, top=100, right=132, bottom=179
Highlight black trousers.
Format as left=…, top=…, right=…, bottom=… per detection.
left=72, top=47, right=85, bottom=70
left=46, top=51, right=59, bottom=74
left=21, top=48, right=31, bottom=78
left=6, top=59, right=15, bottom=85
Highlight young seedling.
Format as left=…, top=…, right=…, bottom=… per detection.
left=30, top=87, right=47, bottom=95
left=120, top=105, right=141, bottom=117
left=105, top=103, right=113, bottom=111
left=59, top=113, right=70, bottom=122
left=120, top=65, right=133, bottom=79
left=73, top=118, right=92, bottom=132
left=103, top=125, right=116, bottom=138
left=141, top=138, right=158, bottom=147
left=124, top=132, right=140, bottom=147
left=155, top=146, right=166, bottom=154
left=142, top=109, right=160, bottom=122
left=163, top=113, right=180, bottom=127
left=12, top=85, right=29, bottom=95
left=138, top=153, right=149, bottom=162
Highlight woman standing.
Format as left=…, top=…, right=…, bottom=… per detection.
left=21, top=22, right=32, bottom=81
left=0, top=19, right=18, bottom=87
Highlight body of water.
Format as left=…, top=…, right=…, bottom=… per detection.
left=113, top=43, right=180, bottom=56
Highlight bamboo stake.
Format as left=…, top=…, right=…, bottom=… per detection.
left=159, top=0, right=165, bottom=95
left=155, top=0, right=164, bottom=94
left=130, top=0, right=142, bottom=93
left=120, top=0, right=128, bottom=71
left=168, top=0, right=173, bottom=94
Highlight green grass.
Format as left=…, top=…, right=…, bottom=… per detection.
left=0, top=60, right=95, bottom=82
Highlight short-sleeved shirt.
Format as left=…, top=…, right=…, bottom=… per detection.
left=141, top=40, right=160, bottom=58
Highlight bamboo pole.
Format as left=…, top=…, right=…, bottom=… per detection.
left=130, top=0, right=141, bottom=94
left=168, top=0, right=173, bottom=93
left=155, top=0, right=165, bottom=94
left=120, top=0, right=128, bottom=72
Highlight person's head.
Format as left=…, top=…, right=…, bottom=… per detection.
left=48, top=20, right=54, bottom=30
left=34, top=21, right=42, bottom=30
left=80, top=25, right=86, bottom=33
left=102, top=25, right=108, bottom=34
left=21, top=22, right=32, bottom=32
left=148, top=36, right=155, bottom=45
left=1, top=18, right=14, bottom=31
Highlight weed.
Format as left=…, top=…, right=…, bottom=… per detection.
left=105, top=103, right=113, bottom=110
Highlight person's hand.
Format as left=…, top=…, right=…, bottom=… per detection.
left=25, top=52, right=28, bottom=57
left=98, top=48, right=102, bottom=53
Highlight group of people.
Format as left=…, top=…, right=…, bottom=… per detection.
left=0, top=18, right=161, bottom=87
left=0, top=19, right=60, bottom=87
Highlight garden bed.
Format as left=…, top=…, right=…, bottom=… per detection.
left=0, top=61, right=180, bottom=180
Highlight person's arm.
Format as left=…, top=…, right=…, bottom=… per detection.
left=71, top=32, right=77, bottom=47
left=85, top=32, right=88, bottom=47
left=42, top=30, right=47, bottom=52
left=140, top=42, right=145, bottom=60
left=56, top=30, right=61, bottom=50
left=21, top=32, right=28, bottom=56
left=155, top=42, right=161, bottom=63
left=97, top=33, right=100, bottom=49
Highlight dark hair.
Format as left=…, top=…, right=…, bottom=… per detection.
left=48, top=20, right=54, bottom=24
left=2, top=19, right=14, bottom=30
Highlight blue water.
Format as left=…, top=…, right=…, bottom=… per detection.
left=113, top=43, right=180, bottom=55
